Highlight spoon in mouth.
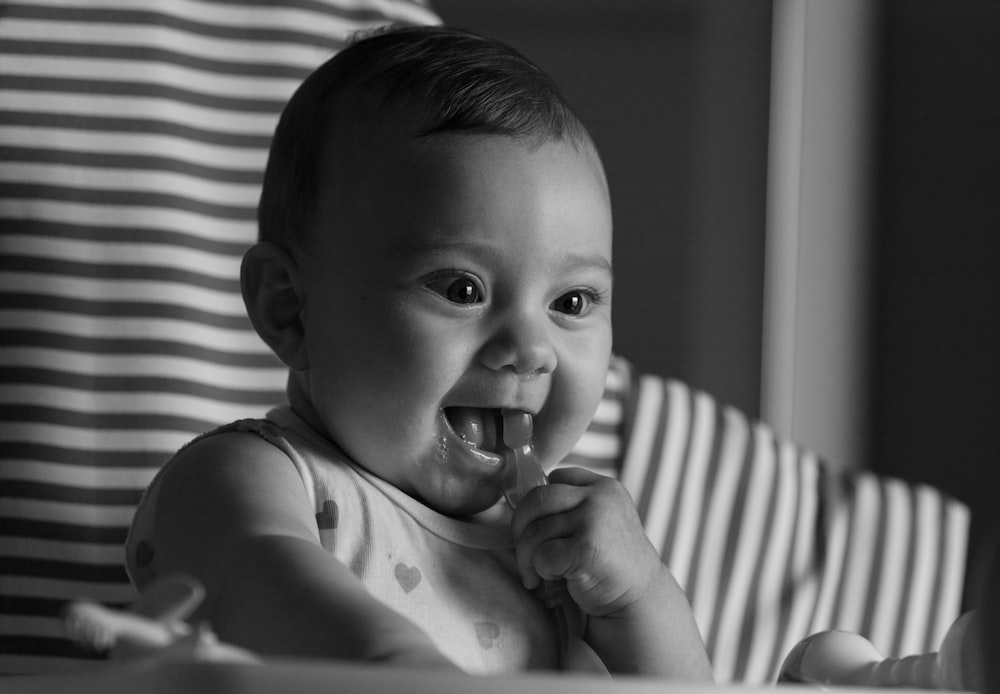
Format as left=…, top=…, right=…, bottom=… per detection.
left=500, top=409, right=548, bottom=508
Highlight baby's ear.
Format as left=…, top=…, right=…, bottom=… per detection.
left=241, top=243, right=308, bottom=371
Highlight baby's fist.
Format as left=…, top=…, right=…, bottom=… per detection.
left=510, top=467, right=661, bottom=617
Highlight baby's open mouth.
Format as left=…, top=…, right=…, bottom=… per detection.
left=443, top=407, right=502, bottom=453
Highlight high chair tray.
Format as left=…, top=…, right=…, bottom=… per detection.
left=2, top=659, right=964, bottom=694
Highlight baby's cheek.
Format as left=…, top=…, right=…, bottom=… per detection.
left=538, top=390, right=600, bottom=465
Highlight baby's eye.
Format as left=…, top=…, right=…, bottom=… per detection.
left=551, top=290, right=589, bottom=316
left=426, top=274, right=483, bottom=305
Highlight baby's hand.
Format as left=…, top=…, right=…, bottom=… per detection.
left=510, top=467, right=660, bottom=617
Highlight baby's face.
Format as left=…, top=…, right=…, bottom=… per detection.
left=294, top=133, right=612, bottom=516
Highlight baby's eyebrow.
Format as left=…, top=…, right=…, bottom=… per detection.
left=389, top=239, right=486, bottom=259
left=559, top=251, right=613, bottom=277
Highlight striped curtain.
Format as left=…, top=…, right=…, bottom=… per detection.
left=566, top=356, right=969, bottom=684
left=0, top=0, right=439, bottom=674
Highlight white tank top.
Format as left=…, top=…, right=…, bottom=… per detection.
left=127, top=405, right=559, bottom=674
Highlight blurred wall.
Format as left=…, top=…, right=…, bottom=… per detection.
left=869, top=0, right=1000, bottom=600
left=762, top=0, right=879, bottom=471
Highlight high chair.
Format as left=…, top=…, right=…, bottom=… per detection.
left=0, top=0, right=968, bottom=683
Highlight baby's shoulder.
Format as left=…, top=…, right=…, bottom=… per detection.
left=145, top=420, right=307, bottom=510
left=126, top=422, right=316, bottom=589
left=172, top=415, right=285, bottom=459
left=174, top=424, right=285, bottom=466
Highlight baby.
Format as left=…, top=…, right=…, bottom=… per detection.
left=126, top=25, right=712, bottom=679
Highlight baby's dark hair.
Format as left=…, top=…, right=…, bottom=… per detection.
left=258, top=24, right=592, bottom=248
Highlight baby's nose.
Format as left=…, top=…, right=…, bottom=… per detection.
left=479, top=319, right=556, bottom=377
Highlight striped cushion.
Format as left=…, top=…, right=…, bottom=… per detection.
left=0, top=0, right=439, bottom=674
left=564, top=356, right=970, bottom=684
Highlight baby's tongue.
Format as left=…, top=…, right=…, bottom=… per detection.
left=447, top=407, right=499, bottom=451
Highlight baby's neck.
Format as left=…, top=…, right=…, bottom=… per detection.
left=461, top=498, right=513, bottom=527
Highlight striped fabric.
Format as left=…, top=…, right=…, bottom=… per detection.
left=573, top=356, right=970, bottom=684
left=0, top=1, right=969, bottom=682
left=0, top=0, right=439, bottom=674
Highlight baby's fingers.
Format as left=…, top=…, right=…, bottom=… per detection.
left=527, top=536, right=588, bottom=587
left=509, top=481, right=584, bottom=541
left=512, top=492, right=586, bottom=589
left=545, top=466, right=605, bottom=487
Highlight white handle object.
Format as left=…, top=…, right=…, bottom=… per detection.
left=778, top=611, right=983, bottom=690
left=64, top=574, right=259, bottom=663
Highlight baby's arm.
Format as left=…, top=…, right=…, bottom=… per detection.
left=149, top=432, right=456, bottom=668
left=511, top=467, right=713, bottom=679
